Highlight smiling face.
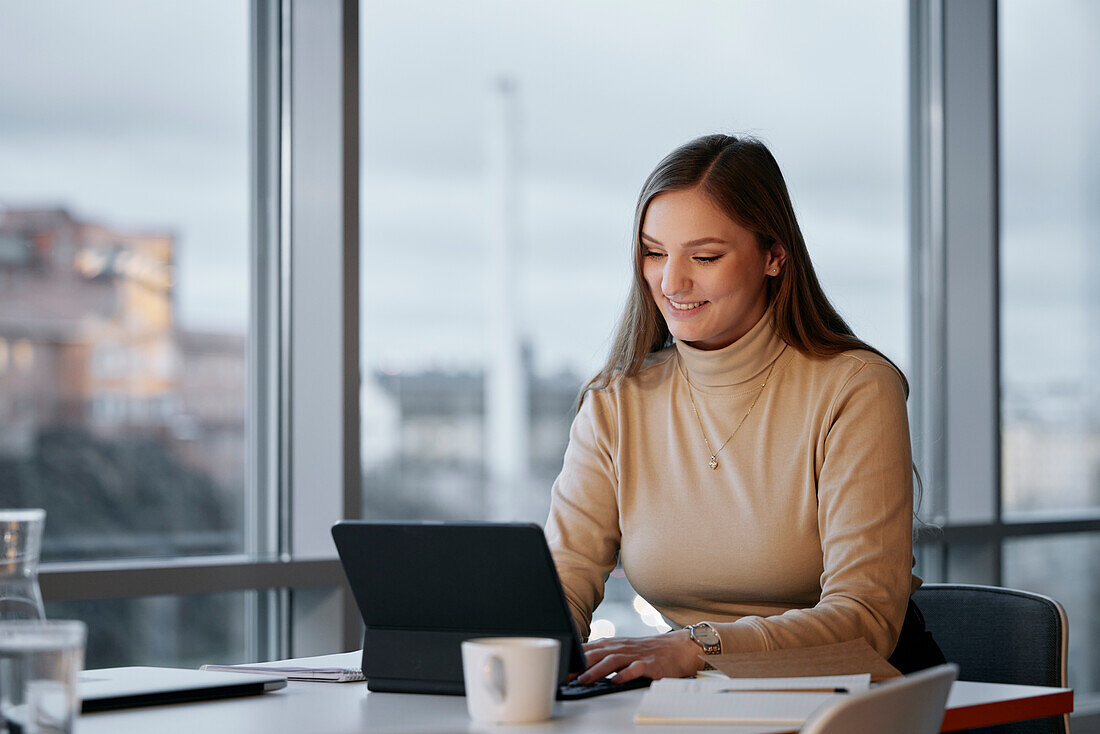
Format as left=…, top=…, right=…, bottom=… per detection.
left=640, top=187, right=785, bottom=350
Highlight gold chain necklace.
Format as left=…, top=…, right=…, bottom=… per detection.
left=678, top=344, right=787, bottom=470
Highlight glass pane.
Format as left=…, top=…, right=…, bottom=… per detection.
left=45, top=591, right=264, bottom=669
left=1000, top=1, right=1100, bottom=518
left=1004, top=535, right=1099, bottom=699
left=0, top=2, right=252, bottom=560
left=360, top=0, right=907, bottom=636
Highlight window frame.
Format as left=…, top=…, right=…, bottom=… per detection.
left=910, top=0, right=1100, bottom=722
left=38, top=0, right=362, bottom=659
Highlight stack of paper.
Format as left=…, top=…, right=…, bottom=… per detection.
left=707, top=638, right=902, bottom=682
left=635, top=674, right=870, bottom=725
left=201, top=651, right=365, bottom=683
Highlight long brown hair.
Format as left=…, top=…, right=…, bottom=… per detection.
left=584, top=133, right=906, bottom=399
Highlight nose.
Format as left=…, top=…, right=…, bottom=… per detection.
left=661, top=256, right=690, bottom=297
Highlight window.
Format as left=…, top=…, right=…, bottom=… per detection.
left=1000, top=0, right=1100, bottom=519
left=46, top=592, right=259, bottom=670
left=1000, top=0, right=1100, bottom=701
left=0, top=1, right=250, bottom=567
left=910, top=4, right=1100, bottom=723
left=359, top=0, right=908, bottom=637
left=2, top=0, right=356, bottom=666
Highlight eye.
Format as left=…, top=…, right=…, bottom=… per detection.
left=643, top=250, right=666, bottom=259
left=694, top=255, right=722, bottom=263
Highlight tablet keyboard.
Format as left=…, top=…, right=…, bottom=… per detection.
left=557, top=675, right=653, bottom=700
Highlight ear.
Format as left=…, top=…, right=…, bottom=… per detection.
left=765, top=242, right=787, bottom=277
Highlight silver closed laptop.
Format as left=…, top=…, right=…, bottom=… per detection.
left=80, top=666, right=286, bottom=712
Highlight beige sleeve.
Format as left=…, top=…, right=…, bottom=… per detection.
left=713, top=362, right=914, bottom=658
left=544, top=390, right=622, bottom=641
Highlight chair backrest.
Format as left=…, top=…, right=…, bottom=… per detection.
left=800, top=663, right=958, bottom=734
left=912, top=583, right=1069, bottom=734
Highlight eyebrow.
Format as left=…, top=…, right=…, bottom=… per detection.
left=640, top=233, right=730, bottom=248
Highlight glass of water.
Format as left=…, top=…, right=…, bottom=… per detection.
left=0, top=620, right=86, bottom=734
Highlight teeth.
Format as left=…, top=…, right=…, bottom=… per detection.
left=670, top=300, right=705, bottom=311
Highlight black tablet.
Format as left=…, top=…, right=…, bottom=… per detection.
left=331, top=521, right=587, bottom=696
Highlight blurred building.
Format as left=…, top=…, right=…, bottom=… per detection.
left=0, top=206, right=245, bottom=558
left=173, top=329, right=247, bottom=494
left=363, top=359, right=581, bottom=523
left=0, top=207, right=177, bottom=442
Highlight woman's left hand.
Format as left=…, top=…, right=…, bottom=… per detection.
left=578, top=629, right=706, bottom=684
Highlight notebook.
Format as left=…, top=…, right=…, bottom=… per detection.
left=635, top=674, right=870, bottom=725
left=331, top=521, right=649, bottom=699
left=80, top=666, right=287, bottom=712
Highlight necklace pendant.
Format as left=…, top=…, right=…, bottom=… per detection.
left=708, top=456, right=719, bottom=470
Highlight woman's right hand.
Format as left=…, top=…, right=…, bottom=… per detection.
left=578, top=629, right=705, bottom=684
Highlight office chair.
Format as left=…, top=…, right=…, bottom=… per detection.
left=800, top=663, right=957, bottom=734
left=912, top=583, right=1070, bottom=734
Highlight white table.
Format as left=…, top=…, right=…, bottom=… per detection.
left=76, top=654, right=1073, bottom=734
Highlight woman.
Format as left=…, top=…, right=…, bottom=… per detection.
left=545, top=134, right=943, bottom=686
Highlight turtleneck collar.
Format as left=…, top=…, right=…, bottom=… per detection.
left=674, top=307, right=788, bottom=391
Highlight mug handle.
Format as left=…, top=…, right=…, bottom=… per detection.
left=483, top=655, right=506, bottom=704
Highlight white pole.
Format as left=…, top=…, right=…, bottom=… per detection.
left=485, top=76, right=529, bottom=521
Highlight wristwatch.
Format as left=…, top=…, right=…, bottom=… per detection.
left=686, top=622, right=722, bottom=655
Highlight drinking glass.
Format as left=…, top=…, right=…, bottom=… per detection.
left=0, top=620, right=86, bottom=734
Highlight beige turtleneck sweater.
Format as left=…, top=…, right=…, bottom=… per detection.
left=545, top=310, right=916, bottom=658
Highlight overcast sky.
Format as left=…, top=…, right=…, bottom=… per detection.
left=0, top=0, right=1096, bottom=388
left=360, top=0, right=909, bottom=375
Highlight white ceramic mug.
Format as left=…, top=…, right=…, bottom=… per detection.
left=460, top=637, right=560, bottom=724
